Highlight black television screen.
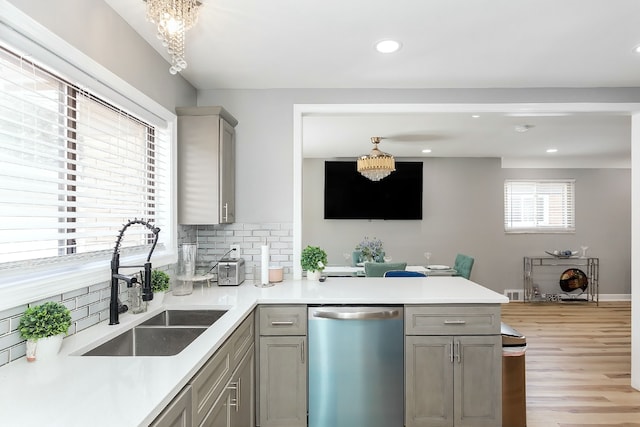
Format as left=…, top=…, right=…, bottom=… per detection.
left=324, top=161, right=423, bottom=220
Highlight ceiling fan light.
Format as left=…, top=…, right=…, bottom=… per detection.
left=357, top=137, right=396, bottom=181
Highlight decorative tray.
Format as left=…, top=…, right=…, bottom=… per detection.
left=545, top=250, right=578, bottom=258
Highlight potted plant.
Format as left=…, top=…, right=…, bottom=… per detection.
left=301, top=245, right=328, bottom=280
left=18, top=301, right=71, bottom=362
left=355, top=237, right=385, bottom=263
left=150, top=269, right=171, bottom=307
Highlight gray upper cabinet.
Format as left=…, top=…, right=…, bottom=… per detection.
left=176, top=106, right=237, bottom=225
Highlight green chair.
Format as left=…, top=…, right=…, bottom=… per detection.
left=364, top=262, right=408, bottom=277
left=453, top=254, right=474, bottom=279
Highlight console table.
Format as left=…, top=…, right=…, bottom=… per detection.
left=523, top=256, right=599, bottom=305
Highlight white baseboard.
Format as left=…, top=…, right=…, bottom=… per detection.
left=599, top=294, right=631, bottom=301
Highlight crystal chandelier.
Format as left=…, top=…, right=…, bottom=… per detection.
left=357, top=137, right=396, bottom=181
left=145, top=0, right=202, bottom=75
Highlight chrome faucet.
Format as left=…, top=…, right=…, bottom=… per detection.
left=110, top=218, right=161, bottom=325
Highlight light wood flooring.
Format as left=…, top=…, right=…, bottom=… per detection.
left=501, top=301, right=640, bottom=427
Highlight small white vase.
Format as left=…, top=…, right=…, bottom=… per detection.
left=148, top=291, right=165, bottom=309
left=307, top=270, right=322, bottom=281
left=33, top=334, right=64, bottom=361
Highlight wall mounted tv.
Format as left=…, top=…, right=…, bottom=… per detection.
left=324, top=161, right=423, bottom=220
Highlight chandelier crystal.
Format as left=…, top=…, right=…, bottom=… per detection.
left=145, top=0, right=201, bottom=75
left=357, top=137, right=396, bottom=181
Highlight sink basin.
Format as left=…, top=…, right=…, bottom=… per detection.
left=81, top=309, right=228, bottom=357
left=83, top=326, right=207, bottom=356
left=140, top=309, right=227, bottom=327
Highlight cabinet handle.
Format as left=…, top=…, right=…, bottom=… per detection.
left=443, top=320, right=466, bottom=325
left=227, top=379, right=240, bottom=412
left=301, top=339, right=305, bottom=364
left=454, top=341, right=461, bottom=364
left=271, top=321, right=294, bottom=326
left=223, top=202, right=229, bottom=222
left=449, top=342, right=454, bottom=363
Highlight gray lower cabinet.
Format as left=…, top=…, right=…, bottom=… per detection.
left=203, top=343, right=255, bottom=427
left=151, top=385, right=193, bottom=427
left=257, top=305, right=307, bottom=427
left=191, top=312, right=255, bottom=427
left=405, top=305, right=502, bottom=427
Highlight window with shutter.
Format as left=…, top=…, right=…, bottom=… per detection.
left=0, top=44, right=172, bottom=277
left=504, top=179, right=575, bottom=233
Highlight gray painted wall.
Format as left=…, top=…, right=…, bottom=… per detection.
left=304, top=158, right=630, bottom=295
left=198, top=89, right=634, bottom=295
left=8, top=0, right=197, bottom=111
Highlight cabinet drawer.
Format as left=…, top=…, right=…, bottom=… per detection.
left=259, top=305, right=307, bottom=336
left=229, top=312, right=255, bottom=364
left=405, top=305, right=500, bottom=335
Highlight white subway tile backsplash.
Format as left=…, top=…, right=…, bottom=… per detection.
left=0, top=305, right=28, bottom=320
left=10, top=342, right=26, bottom=361
left=77, top=291, right=101, bottom=308
left=0, top=331, right=23, bottom=350
left=76, top=314, right=100, bottom=332
left=63, top=287, right=89, bottom=299
left=0, top=319, right=8, bottom=335
left=0, top=350, right=8, bottom=365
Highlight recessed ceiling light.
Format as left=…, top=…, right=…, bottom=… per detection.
left=421, top=149, right=432, bottom=154
left=546, top=148, right=558, bottom=153
left=633, top=45, right=640, bottom=54
left=375, top=40, right=401, bottom=53
left=514, top=124, right=533, bottom=133
left=471, top=115, right=480, bottom=118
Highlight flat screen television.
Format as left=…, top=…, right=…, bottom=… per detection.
left=324, top=161, right=423, bottom=220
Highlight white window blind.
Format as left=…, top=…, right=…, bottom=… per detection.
left=0, top=45, right=171, bottom=269
left=504, top=179, right=575, bottom=233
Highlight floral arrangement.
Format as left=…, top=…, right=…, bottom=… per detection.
left=356, top=237, right=384, bottom=262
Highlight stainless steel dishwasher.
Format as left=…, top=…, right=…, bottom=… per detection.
left=308, top=306, right=404, bottom=427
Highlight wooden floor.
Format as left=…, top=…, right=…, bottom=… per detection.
left=502, top=302, right=640, bottom=427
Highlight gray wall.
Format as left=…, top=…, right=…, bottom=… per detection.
left=199, top=89, right=634, bottom=295
left=304, top=158, right=631, bottom=295
left=8, top=0, right=197, bottom=111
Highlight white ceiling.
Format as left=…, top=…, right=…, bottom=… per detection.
left=105, top=0, right=640, bottom=166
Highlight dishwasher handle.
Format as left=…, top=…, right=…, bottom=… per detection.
left=312, top=308, right=401, bottom=320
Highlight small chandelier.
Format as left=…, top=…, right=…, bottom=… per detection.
left=357, top=137, right=396, bottom=181
left=145, top=0, right=202, bottom=75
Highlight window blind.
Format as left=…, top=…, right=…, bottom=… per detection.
left=0, top=45, right=171, bottom=268
left=504, top=179, right=575, bottom=233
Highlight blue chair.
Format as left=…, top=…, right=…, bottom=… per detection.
left=364, top=262, right=408, bottom=277
left=384, top=270, right=426, bottom=278
left=453, top=254, right=474, bottom=279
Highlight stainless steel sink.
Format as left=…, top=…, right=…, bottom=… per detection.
left=81, top=309, right=228, bottom=357
left=83, top=326, right=206, bottom=356
left=140, top=309, right=227, bottom=327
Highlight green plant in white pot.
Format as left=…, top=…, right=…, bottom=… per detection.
left=301, top=245, right=327, bottom=280
left=150, top=269, right=171, bottom=307
left=18, top=301, right=71, bottom=362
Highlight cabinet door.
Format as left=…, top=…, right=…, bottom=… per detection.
left=454, top=335, right=501, bottom=427
left=405, top=336, right=454, bottom=427
left=177, top=114, right=221, bottom=225
left=218, top=118, right=235, bottom=224
left=151, top=385, right=192, bottom=427
left=200, top=388, right=232, bottom=427
left=230, top=345, right=255, bottom=427
left=259, top=336, right=307, bottom=427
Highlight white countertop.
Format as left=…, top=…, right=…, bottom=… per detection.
left=0, top=277, right=507, bottom=427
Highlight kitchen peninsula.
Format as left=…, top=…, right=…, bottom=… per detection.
left=0, top=277, right=507, bottom=427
